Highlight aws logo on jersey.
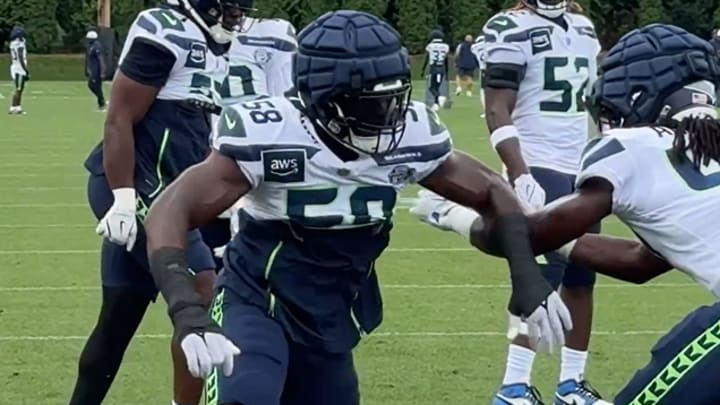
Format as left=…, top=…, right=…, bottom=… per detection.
left=185, top=42, right=207, bottom=69
left=262, top=150, right=305, bottom=183
left=530, top=29, right=553, bottom=55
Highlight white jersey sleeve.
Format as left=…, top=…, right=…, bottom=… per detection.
left=120, top=8, right=227, bottom=104
left=400, top=102, right=453, bottom=181
left=482, top=13, right=528, bottom=67
left=575, top=133, right=639, bottom=213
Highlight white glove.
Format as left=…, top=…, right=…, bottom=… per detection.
left=507, top=291, right=572, bottom=353
left=95, top=188, right=138, bottom=252
left=180, top=332, right=241, bottom=378
left=213, top=245, right=227, bottom=259
left=409, top=190, right=482, bottom=239
left=513, top=174, right=546, bottom=212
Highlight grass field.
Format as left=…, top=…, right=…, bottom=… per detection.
left=0, top=81, right=714, bottom=405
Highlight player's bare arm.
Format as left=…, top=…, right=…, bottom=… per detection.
left=469, top=177, right=612, bottom=253
left=420, top=150, right=573, bottom=346
left=103, top=72, right=159, bottom=188
left=421, top=150, right=521, bottom=218
left=485, top=86, right=529, bottom=181
left=568, top=235, right=672, bottom=284
left=145, top=150, right=250, bottom=252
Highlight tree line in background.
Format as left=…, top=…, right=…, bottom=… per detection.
left=1, top=0, right=720, bottom=54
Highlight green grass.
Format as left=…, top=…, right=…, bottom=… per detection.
left=0, top=81, right=713, bottom=405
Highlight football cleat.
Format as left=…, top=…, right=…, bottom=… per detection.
left=493, top=383, right=545, bottom=405
left=554, top=380, right=612, bottom=405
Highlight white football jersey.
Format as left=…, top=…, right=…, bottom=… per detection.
left=212, top=98, right=452, bottom=228
left=426, top=40, right=450, bottom=67
left=471, top=35, right=486, bottom=70
left=119, top=7, right=228, bottom=105
left=577, top=128, right=720, bottom=296
left=483, top=10, right=601, bottom=174
left=220, top=18, right=297, bottom=105
left=9, top=39, right=27, bottom=76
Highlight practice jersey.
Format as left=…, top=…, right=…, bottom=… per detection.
left=219, top=18, right=297, bottom=105
left=118, top=7, right=228, bottom=105
left=483, top=10, right=601, bottom=174
left=9, top=39, right=27, bottom=76
left=471, top=35, right=486, bottom=70
left=577, top=128, right=720, bottom=297
left=426, top=40, right=450, bottom=69
left=213, top=98, right=452, bottom=228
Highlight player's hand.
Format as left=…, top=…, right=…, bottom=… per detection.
left=410, top=190, right=460, bottom=232
left=95, top=188, right=138, bottom=251
left=507, top=278, right=572, bottom=353
left=180, top=332, right=241, bottom=378
left=513, top=174, right=546, bottom=212
left=213, top=245, right=227, bottom=259
left=174, top=306, right=241, bottom=378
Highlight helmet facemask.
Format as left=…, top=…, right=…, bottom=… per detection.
left=180, top=0, right=253, bottom=44
left=320, top=80, right=412, bottom=156
left=523, top=0, right=568, bottom=19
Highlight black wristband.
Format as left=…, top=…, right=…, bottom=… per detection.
left=148, top=247, right=214, bottom=339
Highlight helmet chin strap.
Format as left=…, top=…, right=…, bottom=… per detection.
left=179, top=0, right=234, bottom=43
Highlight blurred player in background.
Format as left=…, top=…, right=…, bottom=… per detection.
left=204, top=14, right=297, bottom=266
left=414, top=0, right=604, bottom=403
left=471, top=33, right=487, bottom=118
left=8, top=25, right=29, bottom=115
left=454, top=34, right=478, bottom=97
left=84, top=30, right=107, bottom=111
left=141, top=10, right=572, bottom=405
left=69, top=1, right=251, bottom=405
left=413, top=23, right=720, bottom=405
left=422, top=29, right=450, bottom=111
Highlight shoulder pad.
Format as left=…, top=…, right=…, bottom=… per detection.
left=381, top=102, right=452, bottom=161
left=213, top=98, right=320, bottom=162
left=568, top=13, right=598, bottom=39
left=483, top=11, right=552, bottom=44
left=137, top=8, right=186, bottom=34
left=241, top=18, right=297, bottom=51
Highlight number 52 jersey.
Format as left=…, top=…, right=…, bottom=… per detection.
left=578, top=128, right=720, bottom=297
left=483, top=10, right=601, bottom=174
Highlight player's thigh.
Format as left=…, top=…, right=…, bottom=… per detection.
left=207, top=287, right=289, bottom=405
left=200, top=218, right=232, bottom=269
left=615, top=302, right=720, bottom=405
left=281, top=343, right=359, bottom=405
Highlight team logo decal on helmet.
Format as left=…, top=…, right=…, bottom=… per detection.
left=293, top=10, right=412, bottom=156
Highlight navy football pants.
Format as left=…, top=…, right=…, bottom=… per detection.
left=615, top=302, right=720, bottom=404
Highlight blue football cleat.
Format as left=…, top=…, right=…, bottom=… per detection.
left=493, top=383, right=545, bottom=405
left=554, top=380, right=613, bottom=405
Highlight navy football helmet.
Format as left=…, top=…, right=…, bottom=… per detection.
left=10, top=25, right=26, bottom=41
left=294, top=10, right=412, bottom=156
left=591, top=24, right=720, bottom=128
left=430, top=29, right=444, bottom=40
left=521, top=0, right=567, bottom=18
left=172, top=0, right=255, bottom=43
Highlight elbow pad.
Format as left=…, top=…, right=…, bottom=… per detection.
left=484, top=63, right=525, bottom=90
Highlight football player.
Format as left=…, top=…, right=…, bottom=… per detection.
left=470, top=33, right=487, bottom=118
left=8, top=25, right=29, bottom=115
left=142, top=10, right=573, bottom=405
left=422, top=29, right=451, bottom=111
left=412, top=23, right=720, bottom=405
left=439, top=0, right=603, bottom=402
left=205, top=14, right=298, bottom=264
left=70, top=1, right=251, bottom=405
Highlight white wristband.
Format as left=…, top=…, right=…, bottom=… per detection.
left=556, top=239, right=577, bottom=259
left=445, top=205, right=483, bottom=240
left=490, top=125, right=520, bottom=149
left=111, top=188, right=136, bottom=210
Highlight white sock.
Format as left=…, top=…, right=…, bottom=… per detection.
left=502, top=344, right=535, bottom=385
left=559, top=346, right=588, bottom=382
